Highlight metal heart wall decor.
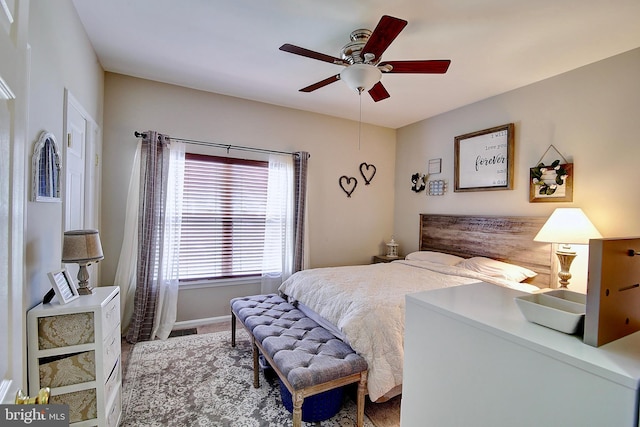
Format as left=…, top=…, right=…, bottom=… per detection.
left=359, top=162, right=377, bottom=185
left=339, top=176, right=358, bottom=198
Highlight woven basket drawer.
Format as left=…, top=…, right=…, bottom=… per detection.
left=39, top=351, right=96, bottom=388
left=50, top=388, right=97, bottom=423
left=38, top=312, right=94, bottom=349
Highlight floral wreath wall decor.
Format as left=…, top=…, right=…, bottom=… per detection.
left=411, top=173, right=427, bottom=193
left=529, top=146, right=573, bottom=202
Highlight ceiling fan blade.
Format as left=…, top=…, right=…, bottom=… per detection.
left=379, top=60, right=451, bottom=74
left=362, top=15, right=408, bottom=61
left=300, top=74, right=341, bottom=92
left=368, top=82, right=390, bottom=102
left=280, top=43, right=349, bottom=66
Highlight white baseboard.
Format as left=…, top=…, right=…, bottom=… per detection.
left=173, top=315, right=231, bottom=330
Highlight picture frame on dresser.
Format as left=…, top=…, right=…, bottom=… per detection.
left=48, top=268, right=79, bottom=304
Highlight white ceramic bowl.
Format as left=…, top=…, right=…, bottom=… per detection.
left=514, top=290, right=586, bottom=334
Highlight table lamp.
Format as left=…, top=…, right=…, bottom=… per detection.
left=62, top=229, right=104, bottom=295
left=534, top=208, right=601, bottom=288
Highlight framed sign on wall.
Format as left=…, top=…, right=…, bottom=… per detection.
left=454, top=123, right=514, bottom=192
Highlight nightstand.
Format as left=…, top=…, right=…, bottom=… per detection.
left=372, top=255, right=404, bottom=263
left=27, top=286, right=121, bottom=427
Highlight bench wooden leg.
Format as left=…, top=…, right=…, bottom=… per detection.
left=252, top=337, right=260, bottom=388
left=231, top=311, right=236, bottom=347
left=292, top=391, right=304, bottom=427
left=356, top=371, right=368, bottom=427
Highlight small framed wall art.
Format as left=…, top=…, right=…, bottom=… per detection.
left=454, top=123, right=514, bottom=192
left=428, top=158, right=442, bottom=174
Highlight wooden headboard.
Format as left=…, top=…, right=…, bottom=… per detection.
left=419, top=214, right=553, bottom=288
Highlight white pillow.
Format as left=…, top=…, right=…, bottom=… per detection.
left=405, top=251, right=465, bottom=265
left=456, top=257, right=537, bottom=282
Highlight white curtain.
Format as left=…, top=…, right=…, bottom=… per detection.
left=114, top=138, right=185, bottom=340
left=261, top=154, right=294, bottom=294
left=114, top=142, right=141, bottom=331
left=151, top=140, right=185, bottom=339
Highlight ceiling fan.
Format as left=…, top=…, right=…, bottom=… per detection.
left=279, top=15, right=451, bottom=102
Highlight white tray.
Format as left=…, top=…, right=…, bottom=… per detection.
left=514, top=290, right=586, bottom=334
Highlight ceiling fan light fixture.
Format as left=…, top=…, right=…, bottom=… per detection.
left=340, top=64, right=381, bottom=93
left=281, top=15, right=449, bottom=101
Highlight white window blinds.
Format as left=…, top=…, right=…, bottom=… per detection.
left=179, top=154, right=269, bottom=281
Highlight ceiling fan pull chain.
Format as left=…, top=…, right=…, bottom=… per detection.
left=358, top=89, right=363, bottom=150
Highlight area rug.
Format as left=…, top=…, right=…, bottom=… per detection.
left=121, top=329, right=382, bottom=426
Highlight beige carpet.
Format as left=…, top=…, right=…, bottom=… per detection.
left=121, top=323, right=401, bottom=426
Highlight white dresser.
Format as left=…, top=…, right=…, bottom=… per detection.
left=28, top=286, right=121, bottom=427
left=401, top=283, right=640, bottom=427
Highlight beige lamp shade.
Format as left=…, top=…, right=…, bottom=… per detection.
left=534, top=208, right=602, bottom=245
left=62, top=229, right=103, bottom=295
left=62, top=229, right=104, bottom=263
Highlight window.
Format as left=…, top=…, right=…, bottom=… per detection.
left=179, top=153, right=269, bottom=281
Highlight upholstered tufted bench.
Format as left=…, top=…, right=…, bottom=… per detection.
left=230, top=294, right=368, bottom=427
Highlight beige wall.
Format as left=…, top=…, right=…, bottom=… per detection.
left=25, top=0, right=104, bottom=308
left=102, top=73, right=397, bottom=321
left=394, top=48, right=640, bottom=293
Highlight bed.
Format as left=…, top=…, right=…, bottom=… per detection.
left=277, top=214, right=552, bottom=402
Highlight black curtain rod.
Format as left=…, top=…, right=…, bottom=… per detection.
left=134, top=131, right=300, bottom=157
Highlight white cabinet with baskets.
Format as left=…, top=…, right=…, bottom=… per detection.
left=28, top=286, right=121, bottom=427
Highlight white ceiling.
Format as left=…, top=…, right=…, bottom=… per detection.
left=71, top=0, right=640, bottom=129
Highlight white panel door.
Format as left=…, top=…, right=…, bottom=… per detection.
left=65, top=95, right=86, bottom=231
left=0, top=79, right=16, bottom=405
left=0, top=0, right=29, bottom=404
left=64, top=91, right=101, bottom=288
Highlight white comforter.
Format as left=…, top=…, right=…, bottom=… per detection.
left=278, top=260, right=538, bottom=402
